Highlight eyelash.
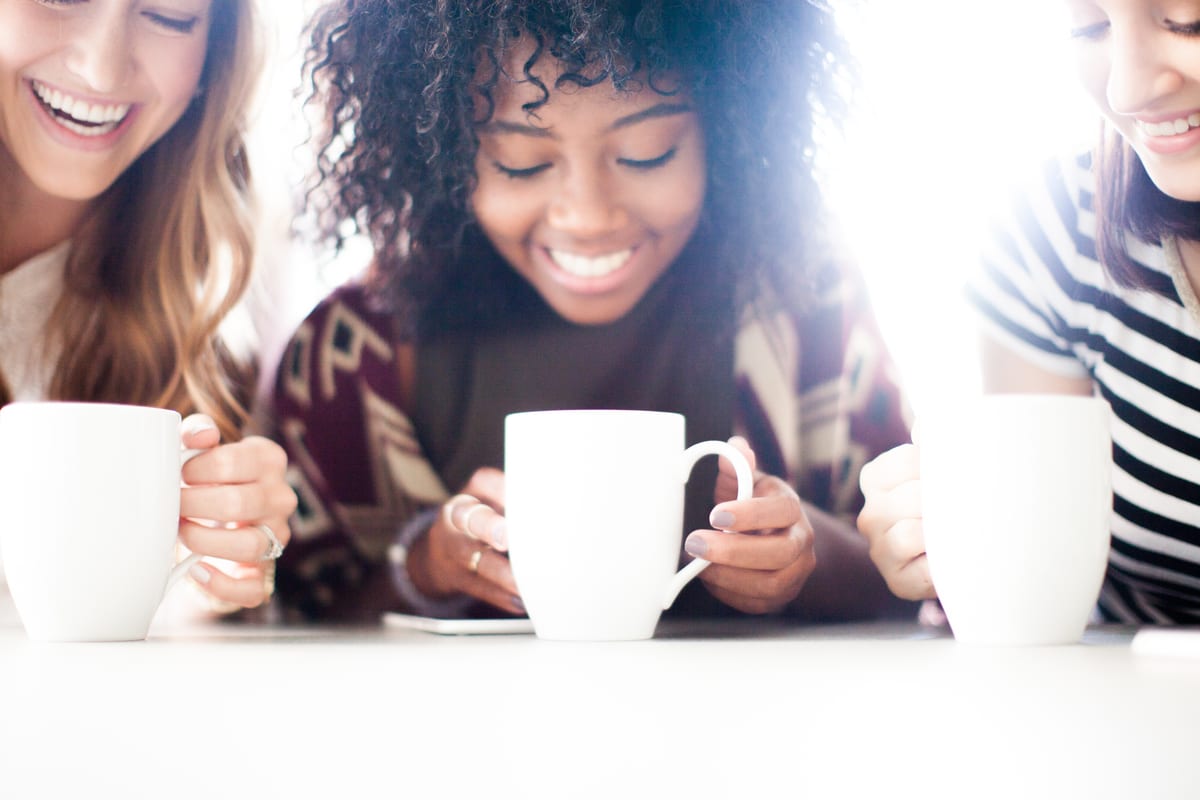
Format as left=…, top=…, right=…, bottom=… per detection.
left=1166, top=18, right=1200, bottom=36
left=1069, top=18, right=1200, bottom=40
left=618, top=148, right=677, bottom=171
left=32, top=1, right=199, bottom=34
left=1068, top=21, right=1109, bottom=40
left=492, top=148, right=678, bottom=180
left=145, top=12, right=198, bottom=34
left=493, top=162, right=550, bottom=180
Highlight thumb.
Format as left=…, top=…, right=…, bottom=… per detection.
left=181, top=413, right=221, bottom=450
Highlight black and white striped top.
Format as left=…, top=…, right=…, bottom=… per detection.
left=968, top=153, right=1200, bottom=625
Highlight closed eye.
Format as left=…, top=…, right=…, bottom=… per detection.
left=617, top=148, right=677, bottom=171
left=1068, top=20, right=1109, bottom=40
left=144, top=11, right=200, bottom=34
left=1165, top=18, right=1200, bottom=36
left=492, top=161, right=551, bottom=180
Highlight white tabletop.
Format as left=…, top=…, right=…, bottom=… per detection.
left=0, top=592, right=1197, bottom=800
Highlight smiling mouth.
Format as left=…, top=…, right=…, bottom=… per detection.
left=30, top=79, right=131, bottom=138
left=1136, top=113, right=1200, bottom=139
left=547, top=248, right=633, bottom=279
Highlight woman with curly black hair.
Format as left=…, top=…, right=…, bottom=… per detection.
left=273, top=0, right=918, bottom=623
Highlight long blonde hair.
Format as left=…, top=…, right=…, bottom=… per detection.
left=1, top=0, right=262, bottom=441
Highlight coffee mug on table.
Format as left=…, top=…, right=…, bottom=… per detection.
left=919, top=394, right=1112, bottom=646
left=504, top=410, right=753, bottom=641
left=0, top=402, right=203, bottom=642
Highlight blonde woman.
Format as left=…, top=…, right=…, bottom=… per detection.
left=0, top=0, right=295, bottom=608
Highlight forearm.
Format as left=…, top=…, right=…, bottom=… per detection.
left=789, top=501, right=920, bottom=623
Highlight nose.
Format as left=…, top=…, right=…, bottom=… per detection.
left=63, top=13, right=134, bottom=94
left=1105, top=27, right=1184, bottom=116
left=546, top=162, right=628, bottom=237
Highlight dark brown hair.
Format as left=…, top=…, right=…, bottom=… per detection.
left=1094, top=124, right=1200, bottom=291
left=302, top=0, right=854, bottom=335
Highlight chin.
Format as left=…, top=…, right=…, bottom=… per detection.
left=547, top=300, right=635, bottom=327
left=1143, top=169, right=1200, bottom=204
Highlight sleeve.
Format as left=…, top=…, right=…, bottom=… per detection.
left=792, top=255, right=914, bottom=518
left=270, top=285, right=459, bottom=621
left=965, top=154, right=1095, bottom=380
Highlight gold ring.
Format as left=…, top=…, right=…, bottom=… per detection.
left=460, top=502, right=489, bottom=540
left=468, top=549, right=484, bottom=574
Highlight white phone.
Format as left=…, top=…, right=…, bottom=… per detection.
left=382, top=612, right=535, bottom=636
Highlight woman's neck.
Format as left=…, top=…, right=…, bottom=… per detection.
left=0, top=151, right=91, bottom=276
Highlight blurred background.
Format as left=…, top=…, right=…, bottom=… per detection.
left=246, top=0, right=1098, bottom=417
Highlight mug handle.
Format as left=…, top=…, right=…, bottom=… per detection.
left=164, top=447, right=206, bottom=594
left=661, top=440, right=753, bottom=609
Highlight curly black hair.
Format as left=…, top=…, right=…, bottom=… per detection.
left=302, top=0, right=853, bottom=335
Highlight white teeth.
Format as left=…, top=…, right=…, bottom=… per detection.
left=30, top=79, right=130, bottom=133
left=548, top=248, right=632, bottom=278
left=1137, top=114, right=1200, bottom=138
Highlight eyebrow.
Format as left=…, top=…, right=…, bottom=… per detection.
left=478, top=102, right=694, bottom=137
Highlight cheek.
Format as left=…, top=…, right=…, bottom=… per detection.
left=142, top=34, right=209, bottom=112
left=471, top=169, right=542, bottom=242
left=645, top=152, right=706, bottom=232
left=1073, top=51, right=1112, bottom=113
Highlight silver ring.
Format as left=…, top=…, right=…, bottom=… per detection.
left=256, top=523, right=284, bottom=561
left=468, top=549, right=484, bottom=574
left=460, top=502, right=489, bottom=540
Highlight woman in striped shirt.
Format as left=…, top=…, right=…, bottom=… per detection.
left=857, top=0, right=1200, bottom=624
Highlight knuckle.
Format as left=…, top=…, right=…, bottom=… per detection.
left=276, top=484, right=299, bottom=517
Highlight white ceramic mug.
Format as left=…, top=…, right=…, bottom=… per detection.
left=504, top=410, right=753, bottom=641
left=919, top=394, right=1112, bottom=646
left=0, top=402, right=203, bottom=642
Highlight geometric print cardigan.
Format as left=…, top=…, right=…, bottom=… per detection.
left=271, top=263, right=912, bottom=620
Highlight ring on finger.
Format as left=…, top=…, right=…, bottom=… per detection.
left=460, top=502, right=490, bottom=540
left=468, top=548, right=484, bottom=574
left=256, top=523, right=285, bottom=561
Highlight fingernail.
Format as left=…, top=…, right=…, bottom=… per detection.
left=710, top=509, right=735, bottom=529
left=511, top=596, right=525, bottom=612
left=181, top=416, right=218, bottom=436
left=189, top=564, right=211, bottom=584
left=685, top=534, right=708, bottom=558
left=491, top=518, right=508, bottom=550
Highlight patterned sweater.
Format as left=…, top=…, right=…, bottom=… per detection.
left=272, top=262, right=911, bottom=620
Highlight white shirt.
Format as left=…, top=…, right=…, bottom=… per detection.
left=0, top=241, right=68, bottom=401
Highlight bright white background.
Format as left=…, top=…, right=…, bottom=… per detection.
left=248, top=0, right=1100, bottom=416
left=829, top=0, right=1095, bottom=412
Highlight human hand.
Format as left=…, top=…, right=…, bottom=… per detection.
left=176, top=415, right=297, bottom=608
left=405, top=467, right=523, bottom=616
left=684, top=436, right=815, bottom=614
left=856, top=442, right=935, bottom=600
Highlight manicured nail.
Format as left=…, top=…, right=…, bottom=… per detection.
left=490, top=519, right=508, bottom=550
left=189, top=564, right=211, bottom=584
left=511, top=596, right=525, bottom=612
left=685, top=534, right=708, bottom=558
left=181, top=416, right=218, bottom=436
left=710, top=509, right=735, bottom=529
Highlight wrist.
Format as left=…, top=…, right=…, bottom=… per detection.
left=389, top=507, right=475, bottom=618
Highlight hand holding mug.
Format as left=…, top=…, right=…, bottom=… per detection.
left=856, top=440, right=934, bottom=601
left=684, top=436, right=816, bottom=614
left=175, top=414, right=296, bottom=609
left=406, top=467, right=523, bottom=616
